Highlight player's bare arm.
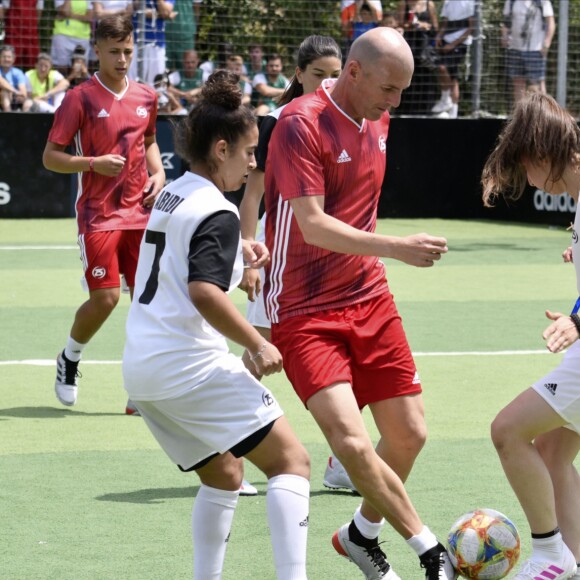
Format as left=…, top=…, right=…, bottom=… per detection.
left=142, top=136, right=165, bottom=208
left=43, top=141, right=126, bottom=176
left=239, top=168, right=266, bottom=300
left=290, top=194, right=448, bottom=266
left=189, top=281, right=282, bottom=375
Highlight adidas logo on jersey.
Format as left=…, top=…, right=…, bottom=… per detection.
left=97, top=109, right=110, bottom=118
left=336, top=149, right=351, bottom=163
left=544, top=383, right=558, bottom=395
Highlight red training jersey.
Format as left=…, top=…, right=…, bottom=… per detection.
left=48, top=75, right=158, bottom=234
left=264, top=79, right=390, bottom=323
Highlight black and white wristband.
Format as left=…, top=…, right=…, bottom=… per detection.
left=570, top=313, right=580, bottom=337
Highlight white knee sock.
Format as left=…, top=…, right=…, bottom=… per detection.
left=267, top=474, right=310, bottom=580
left=192, top=484, right=239, bottom=579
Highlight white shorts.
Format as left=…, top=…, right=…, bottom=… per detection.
left=131, top=353, right=283, bottom=470
left=246, top=267, right=271, bottom=329
left=532, top=340, right=580, bottom=434
left=50, top=35, right=91, bottom=68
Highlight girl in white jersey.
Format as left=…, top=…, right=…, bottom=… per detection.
left=482, top=92, right=580, bottom=580
left=122, top=70, right=310, bottom=580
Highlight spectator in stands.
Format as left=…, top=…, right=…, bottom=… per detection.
left=246, top=43, right=265, bottom=78
left=0, top=0, right=43, bottom=71
left=0, top=44, right=31, bottom=110
left=66, top=44, right=90, bottom=88
left=50, top=0, right=94, bottom=75
left=252, top=53, right=289, bottom=116
left=396, top=0, right=439, bottom=115
left=340, top=0, right=356, bottom=54
left=352, top=2, right=379, bottom=41
left=93, top=0, right=131, bottom=20
left=152, top=71, right=186, bottom=114
left=199, top=40, right=235, bottom=80
left=381, top=11, right=404, bottom=35
left=431, top=0, right=475, bottom=119
left=26, top=52, right=69, bottom=112
left=225, top=54, right=251, bottom=106
left=501, top=0, right=555, bottom=104
left=129, top=0, right=176, bottom=86
left=168, top=48, right=204, bottom=108
left=164, top=0, right=201, bottom=71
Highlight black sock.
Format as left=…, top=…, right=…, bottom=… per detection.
left=348, top=521, right=378, bottom=549
left=531, top=527, right=560, bottom=540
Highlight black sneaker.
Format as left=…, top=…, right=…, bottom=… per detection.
left=55, top=350, right=81, bottom=406
left=419, top=543, right=456, bottom=580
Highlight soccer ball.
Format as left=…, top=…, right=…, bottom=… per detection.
left=447, top=508, right=520, bottom=580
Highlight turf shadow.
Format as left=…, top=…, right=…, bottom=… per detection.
left=0, top=406, right=120, bottom=419
left=96, top=486, right=199, bottom=504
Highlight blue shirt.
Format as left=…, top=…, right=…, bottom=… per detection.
left=133, top=0, right=175, bottom=47
left=0, top=66, right=26, bottom=90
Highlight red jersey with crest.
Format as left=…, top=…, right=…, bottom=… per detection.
left=48, top=74, right=158, bottom=234
left=264, top=79, right=390, bottom=323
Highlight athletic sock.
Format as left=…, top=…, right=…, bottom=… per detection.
left=191, top=484, right=239, bottom=580
left=64, top=337, right=86, bottom=362
left=407, top=525, right=439, bottom=556
left=266, top=474, right=310, bottom=580
left=351, top=506, right=385, bottom=543
left=530, top=529, right=566, bottom=562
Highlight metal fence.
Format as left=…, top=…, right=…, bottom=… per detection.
left=1, top=0, right=579, bottom=117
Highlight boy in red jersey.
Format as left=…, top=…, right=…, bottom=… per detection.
left=43, top=14, right=165, bottom=410
left=265, top=27, right=453, bottom=580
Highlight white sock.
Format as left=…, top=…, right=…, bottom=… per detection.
left=192, top=484, right=239, bottom=580
left=440, top=89, right=451, bottom=102
left=64, top=337, right=86, bottom=362
left=267, top=474, right=310, bottom=580
left=449, top=103, right=459, bottom=118
left=531, top=530, right=565, bottom=562
left=353, top=506, right=385, bottom=540
left=407, top=525, right=439, bottom=556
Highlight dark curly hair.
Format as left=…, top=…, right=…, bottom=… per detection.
left=174, top=70, right=256, bottom=170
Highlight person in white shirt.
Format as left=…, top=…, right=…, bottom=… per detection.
left=501, top=0, right=555, bottom=103
left=122, top=69, right=310, bottom=580
left=431, top=0, right=475, bottom=118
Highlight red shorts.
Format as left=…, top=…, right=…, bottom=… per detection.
left=79, top=230, right=144, bottom=291
left=271, top=292, right=421, bottom=409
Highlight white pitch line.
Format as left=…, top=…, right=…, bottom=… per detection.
left=0, top=350, right=551, bottom=366
left=0, top=245, right=78, bottom=250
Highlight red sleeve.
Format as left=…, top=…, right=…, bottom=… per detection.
left=47, top=89, right=83, bottom=146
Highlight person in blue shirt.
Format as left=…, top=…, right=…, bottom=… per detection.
left=0, top=44, right=31, bottom=111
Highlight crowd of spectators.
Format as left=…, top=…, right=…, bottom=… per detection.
left=0, top=0, right=556, bottom=117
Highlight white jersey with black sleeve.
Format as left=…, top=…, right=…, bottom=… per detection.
left=123, top=171, right=245, bottom=401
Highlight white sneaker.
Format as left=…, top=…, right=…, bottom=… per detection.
left=125, top=399, right=141, bottom=416
left=55, top=350, right=80, bottom=406
left=448, top=103, right=458, bottom=119
left=239, top=480, right=258, bottom=496
left=323, top=455, right=358, bottom=493
left=514, top=549, right=577, bottom=580
left=332, top=523, right=400, bottom=579
left=431, top=96, right=453, bottom=114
